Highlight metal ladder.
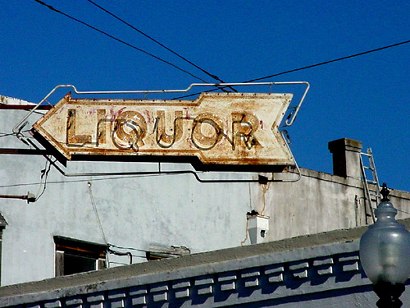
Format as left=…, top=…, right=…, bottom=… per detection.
left=360, top=148, right=381, bottom=224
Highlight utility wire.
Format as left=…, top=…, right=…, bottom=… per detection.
left=34, top=156, right=52, bottom=201
left=88, top=181, right=109, bottom=244
left=173, top=38, right=410, bottom=99
left=246, top=38, right=410, bottom=82
left=0, top=132, right=16, bottom=138
left=86, top=0, right=234, bottom=89
left=33, top=0, right=208, bottom=83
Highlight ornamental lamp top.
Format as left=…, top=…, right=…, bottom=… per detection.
left=359, top=183, right=410, bottom=285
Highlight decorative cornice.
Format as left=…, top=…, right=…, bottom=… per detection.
left=3, top=221, right=410, bottom=307
left=1, top=247, right=369, bottom=307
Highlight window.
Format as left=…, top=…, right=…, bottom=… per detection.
left=54, top=236, right=107, bottom=276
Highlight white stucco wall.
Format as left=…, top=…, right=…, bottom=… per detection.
left=1, top=106, right=409, bottom=286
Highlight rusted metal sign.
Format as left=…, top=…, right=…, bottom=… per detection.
left=32, top=92, right=294, bottom=166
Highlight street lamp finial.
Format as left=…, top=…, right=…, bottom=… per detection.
left=381, top=183, right=390, bottom=201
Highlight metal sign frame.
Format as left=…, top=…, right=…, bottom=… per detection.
left=13, top=82, right=310, bottom=135
left=12, top=82, right=310, bottom=183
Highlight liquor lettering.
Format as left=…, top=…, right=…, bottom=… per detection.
left=67, top=108, right=262, bottom=152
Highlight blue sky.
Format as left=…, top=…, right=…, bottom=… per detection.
left=1, top=1, right=409, bottom=190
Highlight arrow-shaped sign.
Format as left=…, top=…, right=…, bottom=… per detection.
left=32, top=92, right=294, bottom=166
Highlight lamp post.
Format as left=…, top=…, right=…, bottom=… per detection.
left=360, top=183, right=410, bottom=307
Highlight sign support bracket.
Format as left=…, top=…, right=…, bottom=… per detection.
left=12, top=82, right=309, bottom=183
left=12, top=81, right=309, bottom=136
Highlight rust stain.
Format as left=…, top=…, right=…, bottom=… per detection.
left=32, top=92, right=294, bottom=166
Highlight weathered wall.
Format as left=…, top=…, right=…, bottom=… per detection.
left=252, top=170, right=410, bottom=242
left=1, top=107, right=409, bottom=286
left=1, top=224, right=410, bottom=307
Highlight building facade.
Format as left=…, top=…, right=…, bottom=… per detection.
left=0, top=95, right=409, bottom=292
left=1, top=221, right=410, bottom=307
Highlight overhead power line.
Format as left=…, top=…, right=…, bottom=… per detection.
left=33, top=0, right=208, bottom=83
left=86, top=0, right=232, bottom=87
left=33, top=0, right=410, bottom=98
left=174, top=38, right=410, bottom=99
left=246, top=38, right=410, bottom=82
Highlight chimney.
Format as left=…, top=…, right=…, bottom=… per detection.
left=328, top=138, right=362, bottom=178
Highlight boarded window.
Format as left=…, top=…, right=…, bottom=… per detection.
left=54, top=236, right=107, bottom=276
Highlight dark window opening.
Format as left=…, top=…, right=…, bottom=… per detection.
left=54, top=236, right=107, bottom=277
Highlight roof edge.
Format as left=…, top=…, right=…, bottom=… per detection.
left=1, top=219, right=408, bottom=298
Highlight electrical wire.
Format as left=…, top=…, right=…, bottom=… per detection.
left=260, top=181, right=270, bottom=216
left=173, top=38, right=410, bottom=99
left=107, top=247, right=133, bottom=264
left=246, top=38, right=410, bottom=83
left=240, top=217, right=250, bottom=246
left=0, top=128, right=33, bottom=138
left=108, top=243, right=147, bottom=253
left=0, top=173, right=180, bottom=189
left=30, top=1, right=410, bottom=98
left=88, top=181, right=109, bottom=245
left=0, top=132, right=16, bottom=138
left=86, top=0, right=234, bottom=89
left=34, top=156, right=52, bottom=201
left=397, top=208, right=410, bottom=215
left=33, top=0, right=208, bottom=83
